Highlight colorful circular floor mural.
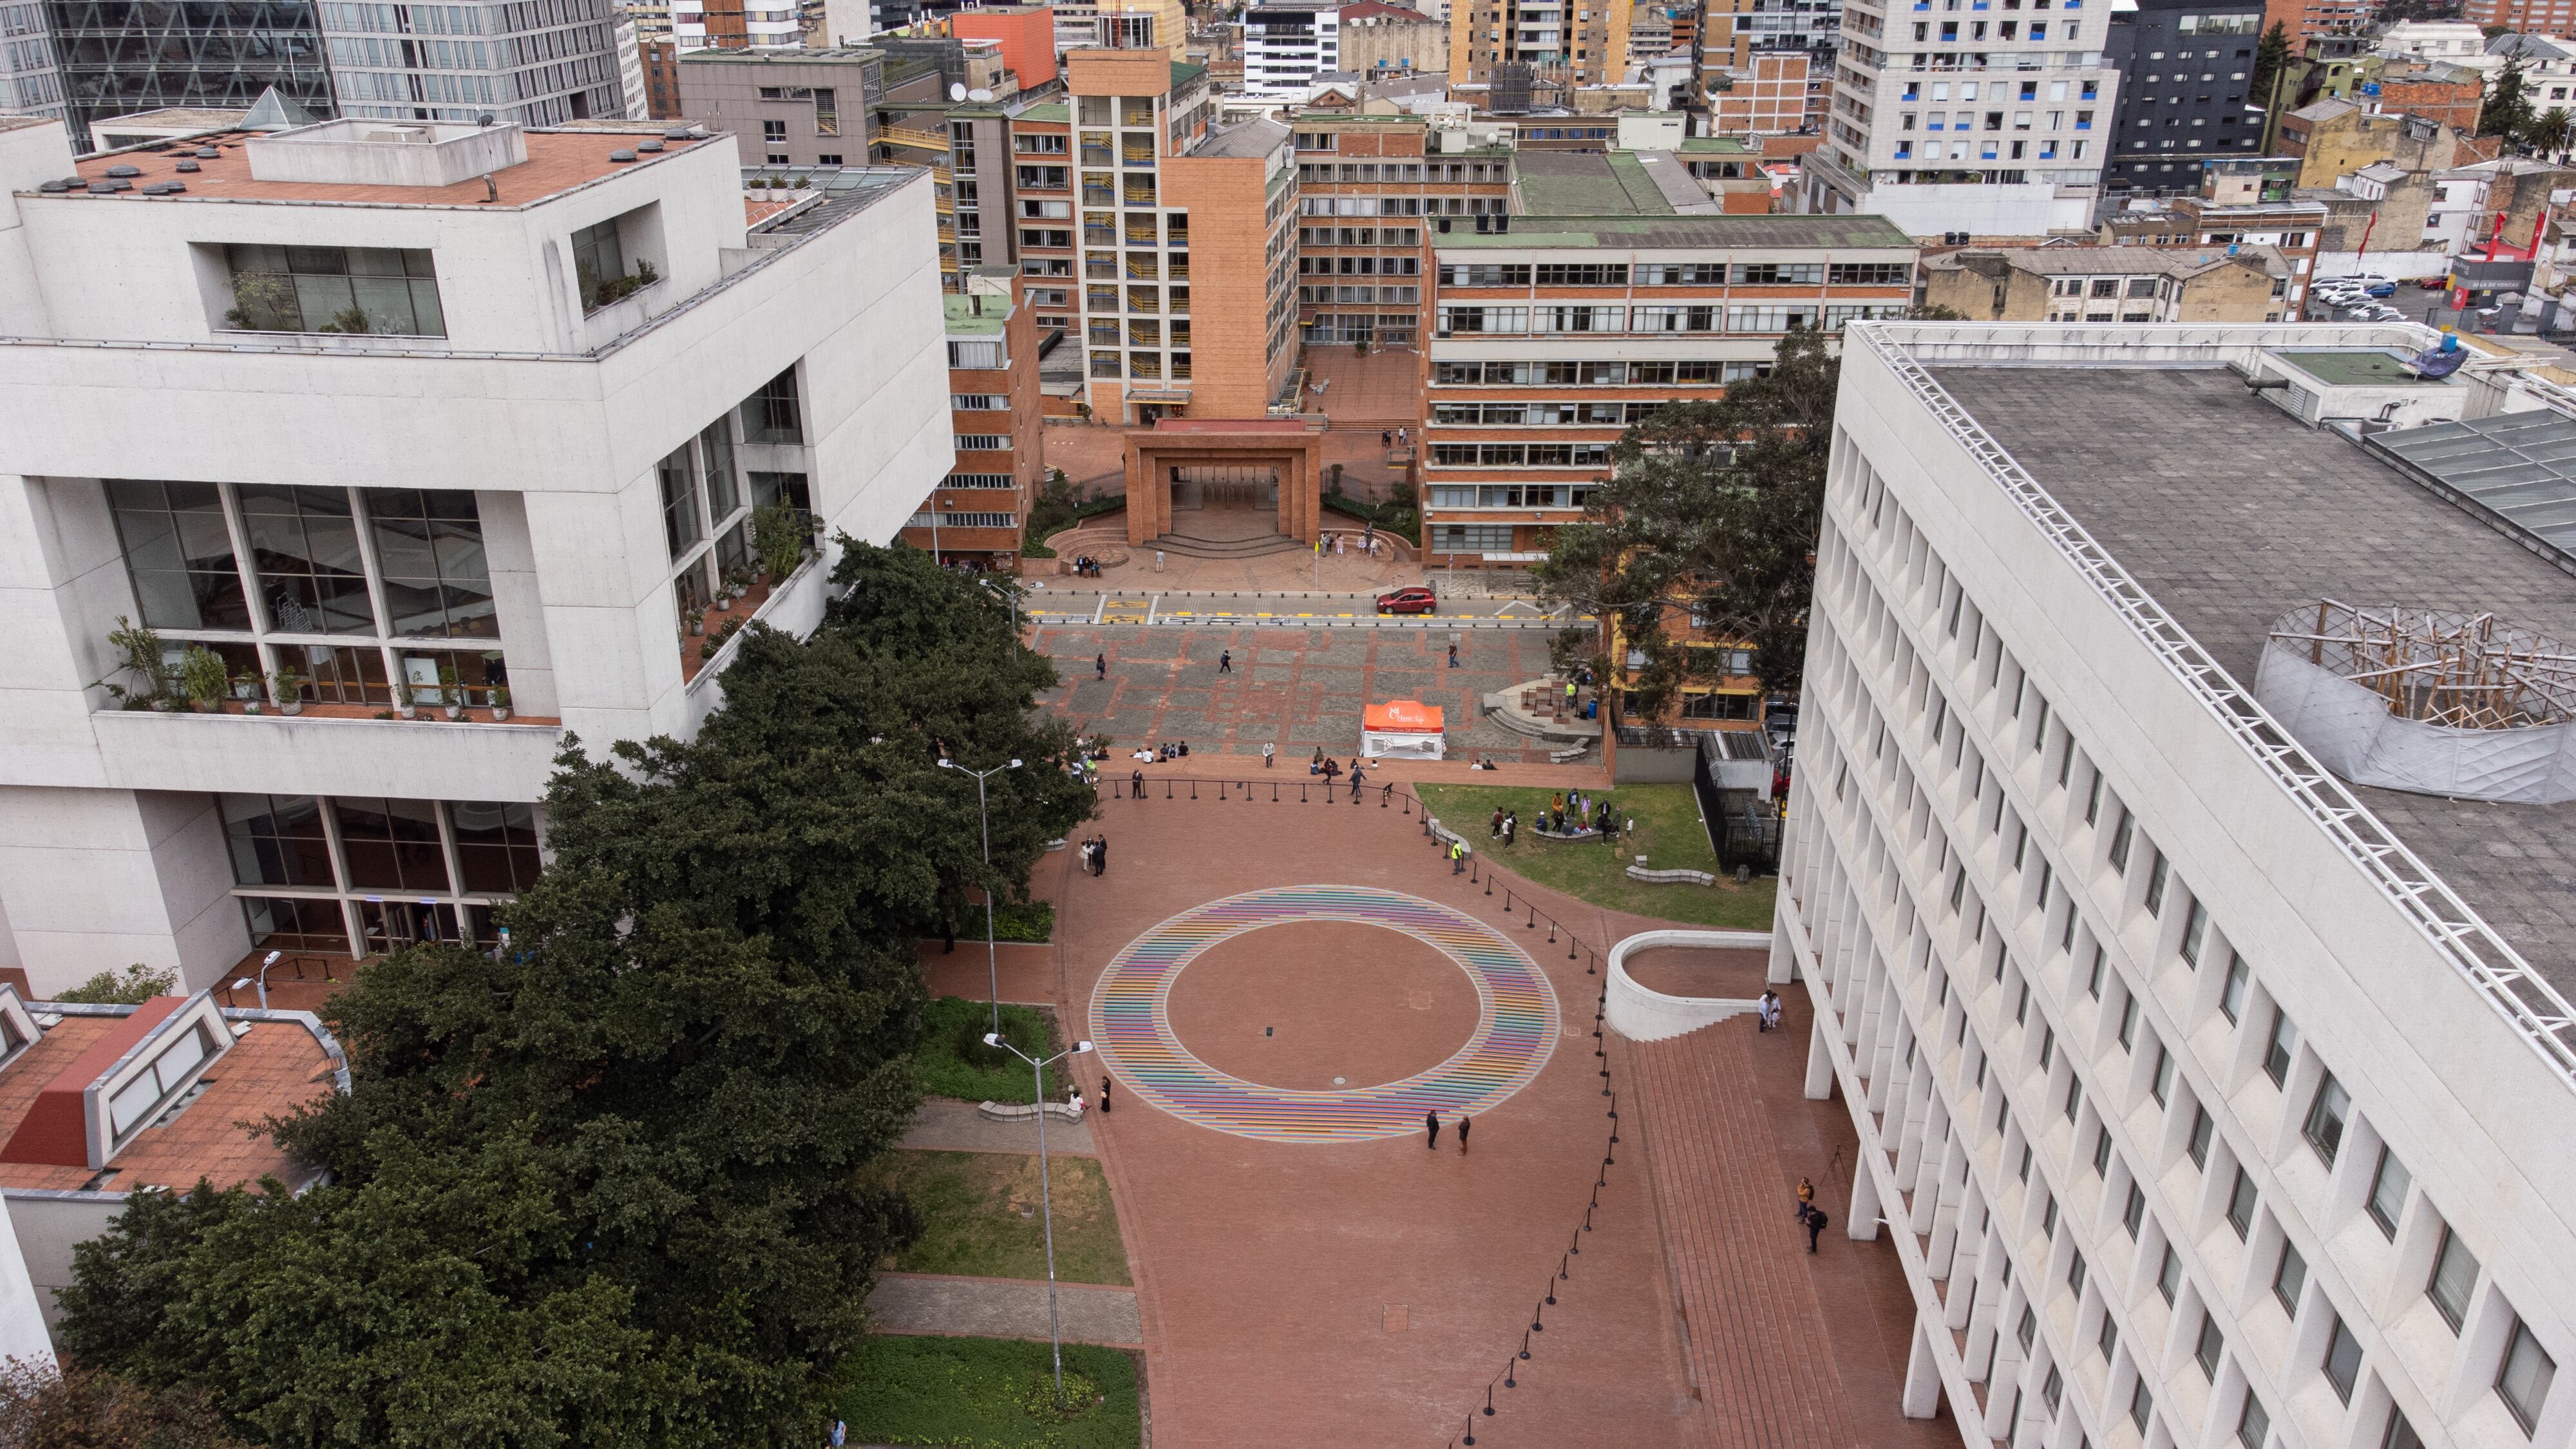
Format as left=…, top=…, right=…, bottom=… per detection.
left=1089, top=884, right=1560, bottom=1143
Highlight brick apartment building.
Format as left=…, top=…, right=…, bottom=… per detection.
left=2463, top=0, right=2576, bottom=37
left=904, top=269, right=1047, bottom=566
left=2096, top=194, right=2324, bottom=312
left=1448, top=0, right=1633, bottom=90
left=1708, top=52, right=1813, bottom=136
left=1419, top=214, right=1915, bottom=567
left=1289, top=111, right=1515, bottom=348
left=1062, top=49, right=1296, bottom=423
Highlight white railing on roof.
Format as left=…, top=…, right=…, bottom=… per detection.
left=1847, top=319, right=2576, bottom=1094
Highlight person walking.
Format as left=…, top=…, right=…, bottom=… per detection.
left=1759, top=990, right=1782, bottom=1032
left=1129, top=768, right=1144, bottom=799
left=1099, top=1077, right=1112, bottom=1113
left=1263, top=741, right=1275, bottom=768
left=1381, top=428, right=1392, bottom=448
left=1803, top=1203, right=1830, bottom=1254
left=1350, top=766, right=1366, bottom=800
left=829, top=1419, right=847, bottom=1447
left=1095, top=835, right=1108, bottom=875
left=1450, top=840, right=1466, bottom=874
left=1425, top=1111, right=1441, bottom=1150
left=1218, top=649, right=1233, bottom=675
left=1446, top=642, right=1459, bottom=668
left=1796, top=1176, right=1815, bottom=1211
left=1457, top=1115, right=1472, bottom=1155
left=1490, top=806, right=1506, bottom=840
left=1095, top=652, right=1107, bottom=680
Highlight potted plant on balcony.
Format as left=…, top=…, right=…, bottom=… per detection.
left=437, top=660, right=464, bottom=720
left=753, top=504, right=806, bottom=583
left=274, top=666, right=303, bottom=716
left=178, top=646, right=229, bottom=714
left=687, top=610, right=705, bottom=638
left=104, top=616, right=170, bottom=710
left=489, top=683, right=511, bottom=723
left=236, top=674, right=263, bottom=714
left=391, top=680, right=415, bottom=720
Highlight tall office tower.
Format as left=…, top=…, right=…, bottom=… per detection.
left=674, top=0, right=805, bottom=50
left=1063, top=48, right=1294, bottom=424
left=321, top=0, right=636, bottom=126
left=2101, top=0, right=2264, bottom=200
left=1799, top=0, right=2121, bottom=235
left=46, top=0, right=333, bottom=151
left=1447, top=0, right=1631, bottom=93
left=1240, top=0, right=1339, bottom=100
left=0, top=111, right=949, bottom=987
left=1779, top=321, right=2576, bottom=1447
left=0, top=2, right=66, bottom=126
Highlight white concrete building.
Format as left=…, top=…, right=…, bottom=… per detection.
left=1242, top=1, right=1343, bottom=99
left=0, top=112, right=949, bottom=993
left=1801, top=1, right=2121, bottom=236
left=321, top=0, right=638, bottom=127
left=2374, top=20, right=2491, bottom=64
left=1778, top=321, right=2576, bottom=1449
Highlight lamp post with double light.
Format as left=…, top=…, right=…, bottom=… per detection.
left=983, top=1032, right=1094, bottom=1401
left=938, top=755, right=1020, bottom=1036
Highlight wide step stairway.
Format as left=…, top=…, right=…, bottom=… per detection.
left=1627, top=1024, right=1859, bottom=1446
left=1150, top=528, right=1303, bottom=560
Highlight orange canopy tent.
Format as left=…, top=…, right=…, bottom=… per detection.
left=1362, top=699, right=1445, bottom=758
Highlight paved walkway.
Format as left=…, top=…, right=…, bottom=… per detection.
left=901, top=1097, right=1097, bottom=1157
left=1034, top=621, right=1571, bottom=762
left=868, top=1273, right=1143, bottom=1347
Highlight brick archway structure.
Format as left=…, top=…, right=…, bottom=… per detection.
left=1122, top=417, right=1330, bottom=547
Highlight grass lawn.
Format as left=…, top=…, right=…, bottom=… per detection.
left=835, top=1334, right=1141, bottom=1449
left=917, top=996, right=1063, bottom=1104
left=869, top=1150, right=1132, bottom=1286
left=1411, top=782, right=1777, bottom=931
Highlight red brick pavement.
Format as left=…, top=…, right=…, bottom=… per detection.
left=999, top=786, right=1951, bottom=1448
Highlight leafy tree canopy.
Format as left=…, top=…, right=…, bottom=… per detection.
left=1533, top=327, right=1837, bottom=719
left=55, top=542, right=1093, bottom=1448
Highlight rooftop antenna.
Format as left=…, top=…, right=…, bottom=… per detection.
left=481, top=173, right=498, bottom=202
left=951, top=81, right=969, bottom=100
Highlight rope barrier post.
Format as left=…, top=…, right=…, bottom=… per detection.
left=1189, top=780, right=1197, bottom=799
left=1164, top=779, right=1173, bottom=799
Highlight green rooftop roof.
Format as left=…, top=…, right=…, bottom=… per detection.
left=1017, top=101, right=1070, bottom=123
left=1513, top=150, right=1676, bottom=216
left=1676, top=136, right=1754, bottom=153
left=943, top=292, right=1014, bottom=334
left=1434, top=214, right=1918, bottom=251
left=1172, top=61, right=1207, bottom=87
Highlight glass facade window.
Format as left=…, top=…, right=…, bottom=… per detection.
left=292, top=643, right=395, bottom=706
left=107, top=480, right=250, bottom=632
left=451, top=800, right=544, bottom=893
left=743, top=367, right=804, bottom=444
left=239, top=484, right=370, bottom=635
left=366, top=489, right=496, bottom=639
left=221, top=793, right=334, bottom=888
left=658, top=443, right=702, bottom=558
left=332, top=797, right=451, bottom=893
left=2428, top=1226, right=2478, bottom=1331
left=569, top=218, right=627, bottom=310
left=222, top=244, right=445, bottom=336
left=2497, top=1318, right=2555, bottom=1434
left=2304, top=1073, right=2351, bottom=1164
left=239, top=895, right=353, bottom=956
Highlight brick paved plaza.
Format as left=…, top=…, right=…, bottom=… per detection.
left=922, top=786, right=1958, bottom=1447
left=1033, top=623, right=1570, bottom=763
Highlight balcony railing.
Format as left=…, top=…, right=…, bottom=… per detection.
left=1121, top=147, right=1156, bottom=168
left=1084, top=226, right=1117, bottom=246
left=884, top=125, right=949, bottom=151
left=1125, top=256, right=1159, bottom=279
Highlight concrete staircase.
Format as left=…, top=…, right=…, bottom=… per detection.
left=1481, top=676, right=1604, bottom=744
left=1150, top=528, right=1303, bottom=560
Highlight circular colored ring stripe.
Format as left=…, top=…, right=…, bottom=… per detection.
left=1089, top=884, right=1560, bottom=1144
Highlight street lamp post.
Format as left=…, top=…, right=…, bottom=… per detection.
left=982, top=576, right=1021, bottom=636
left=983, top=1032, right=1094, bottom=1400
left=939, top=756, right=1021, bottom=1037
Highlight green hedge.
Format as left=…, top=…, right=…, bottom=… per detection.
left=835, top=1336, right=1141, bottom=1449
left=990, top=900, right=1053, bottom=943
left=916, top=995, right=1061, bottom=1103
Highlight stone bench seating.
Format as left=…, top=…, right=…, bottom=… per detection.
left=978, top=1100, right=1088, bottom=1123
left=1548, top=743, right=1591, bottom=764
left=1531, top=826, right=1606, bottom=842
left=1626, top=864, right=1717, bottom=886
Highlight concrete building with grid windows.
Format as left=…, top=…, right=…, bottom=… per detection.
left=1420, top=213, right=1915, bottom=567
left=0, top=113, right=949, bottom=992
left=1776, top=321, right=2576, bottom=1448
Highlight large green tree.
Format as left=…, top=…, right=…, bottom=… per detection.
left=2484, top=50, right=2537, bottom=143
left=55, top=543, right=1092, bottom=1448
left=1534, top=326, right=1839, bottom=719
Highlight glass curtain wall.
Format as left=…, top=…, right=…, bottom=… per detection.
left=106, top=481, right=504, bottom=710
left=224, top=793, right=542, bottom=960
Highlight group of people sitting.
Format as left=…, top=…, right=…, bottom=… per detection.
left=1305, top=750, right=1367, bottom=788
left=1070, top=554, right=1106, bottom=578
left=1488, top=790, right=1621, bottom=846
left=1131, top=741, right=1191, bottom=762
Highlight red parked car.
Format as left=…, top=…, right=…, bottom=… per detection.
left=1374, top=586, right=1437, bottom=615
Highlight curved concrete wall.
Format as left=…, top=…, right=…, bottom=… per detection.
left=1604, top=927, right=1772, bottom=1042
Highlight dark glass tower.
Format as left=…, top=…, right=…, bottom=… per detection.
left=47, top=0, right=334, bottom=151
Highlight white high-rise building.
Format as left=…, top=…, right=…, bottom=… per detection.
left=320, top=0, right=637, bottom=126
left=1780, top=322, right=2575, bottom=1449
left=1799, top=0, right=2118, bottom=236
left=0, top=113, right=949, bottom=992
left=1241, top=1, right=1343, bottom=99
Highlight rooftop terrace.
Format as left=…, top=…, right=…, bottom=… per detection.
left=47, top=124, right=714, bottom=209
left=1434, top=213, right=1917, bottom=251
